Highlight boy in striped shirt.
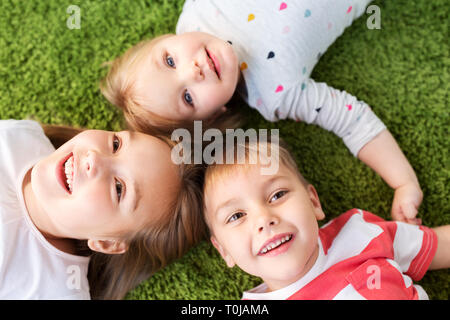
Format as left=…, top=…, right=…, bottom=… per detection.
left=202, top=140, right=449, bottom=299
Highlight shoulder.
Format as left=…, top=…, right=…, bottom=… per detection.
left=0, top=237, right=91, bottom=299
left=0, top=120, right=54, bottom=191
left=0, top=119, right=44, bottom=134
left=0, top=119, right=50, bottom=150
left=0, top=119, right=52, bottom=149
left=319, top=209, right=388, bottom=255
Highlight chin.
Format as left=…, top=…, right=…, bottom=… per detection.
left=31, top=158, right=57, bottom=205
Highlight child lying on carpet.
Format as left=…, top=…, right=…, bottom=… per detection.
left=202, top=139, right=449, bottom=299
left=0, top=119, right=205, bottom=299
left=100, top=0, right=422, bottom=225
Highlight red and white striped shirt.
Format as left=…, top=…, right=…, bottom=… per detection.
left=242, top=209, right=437, bottom=300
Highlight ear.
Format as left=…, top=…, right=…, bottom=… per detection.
left=87, top=239, right=128, bottom=255
left=210, top=235, right=235, bottom=268
left=306, top=184, right=325, bottom=221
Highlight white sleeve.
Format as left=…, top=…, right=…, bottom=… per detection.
left=392, top=222, right=437, bottom=281
left=277, top=78, right=387, bottom=157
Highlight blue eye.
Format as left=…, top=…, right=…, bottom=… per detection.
left=184, top=90, right=194, bottom=106
left=166, top=55, right=175, bottom=68
left=270, top=190, right=287, bottom=203
left=227, top=212, right=246, bottom=223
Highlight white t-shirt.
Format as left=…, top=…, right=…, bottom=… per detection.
left=176, top=0, right=386, bottom=156
left=0, top=120, right=90, bottom=299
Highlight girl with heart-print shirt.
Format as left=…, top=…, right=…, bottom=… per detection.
left=100, top=0, right=423, bottom=225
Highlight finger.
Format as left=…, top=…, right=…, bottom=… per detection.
left=402, top=202, right=418, bottom=220
left=391, top=206, right=407, bottom=222
left=406, top=218, right=422, bottom=225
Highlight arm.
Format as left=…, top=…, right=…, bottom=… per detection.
left=429, top=225, right=450, bottom=270
left=282, top=78, right=387, bottom=157
left=358, top=130, right=423, bottom=224
left=280, top=79, right=422, bottom=223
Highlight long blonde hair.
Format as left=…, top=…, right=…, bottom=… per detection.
left=42, top=124, right=207, bottom=299
left=88, top=160, right=206, bottom=300
left=99, top=36, right=243, bottom=136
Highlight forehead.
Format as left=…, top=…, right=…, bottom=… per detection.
left=126, top=131, right=176, bottom=182
left=134, top=39, right=185, bottom=119
left=127, top=130, right=168, bottom=154
left=126, top=132, right=179, bottom=215
left=153, top=32, right=211, bottom=47
left=204, top=163, right=297, bottom=208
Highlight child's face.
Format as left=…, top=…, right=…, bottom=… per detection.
left=31, top=130, right=179, bottom=242
left=204, top=164, right=325, bottom=291
left=137, top=32, right=240, bottom=121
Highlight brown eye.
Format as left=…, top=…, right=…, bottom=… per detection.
left=115, top=179, right=123, bottom=202
left=113, top=135, right=121, bottom=153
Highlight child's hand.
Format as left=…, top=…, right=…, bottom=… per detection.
left=357, top=130, right=423, bottom=225
left=391, top=183, right=423, bottom=225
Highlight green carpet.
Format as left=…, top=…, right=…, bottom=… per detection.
left=0, top=0, right=448, bottom=299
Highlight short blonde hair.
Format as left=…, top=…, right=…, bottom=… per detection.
left=203, top=137, right=309, bottom=231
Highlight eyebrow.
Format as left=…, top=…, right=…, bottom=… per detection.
left=132, top=180, right=141, bottom=213
left=124, top=131, right=142, bottom=214
left=262, top=175, right=289, bottom=190
left=214, top=197, right=241, bottom=220
left=152, top=50, right=162, bottom=72
left=213, top=175, right=290, bottom=217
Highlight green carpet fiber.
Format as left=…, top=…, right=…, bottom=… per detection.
left=0, top=0, right=448, bottom=299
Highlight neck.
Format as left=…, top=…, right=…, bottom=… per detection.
left=22, top=168, right=77, bottom=254
left=263, top=242, right=320, bottom=292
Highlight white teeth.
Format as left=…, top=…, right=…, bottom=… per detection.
left=260, top=235, right=292, bottom=254
left=64, top=156, right=74, bottom=192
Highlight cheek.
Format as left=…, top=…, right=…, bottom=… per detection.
left=283, top=205, right=319, bottom=246
left=76, top=185, right=112, bottom=213
left=31, top=159, right=56, bottom=198
left=53, top=180, right=113, bottom=221
left=297, top=215, right=319, bottom=243
left=31, top=142, right=77, bottom=195
left=56, top=190, right=115, bottom=233
left=220, top=230, right=253, bottom=264
left=200, top=87, right=230, bottom=112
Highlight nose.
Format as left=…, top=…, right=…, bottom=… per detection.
left=256, top=209, right=279, bottom=233
left=84, top=150, right=103, bottom=178
left=183, top=60, right=204, bottom=82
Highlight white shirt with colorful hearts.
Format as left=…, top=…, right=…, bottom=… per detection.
left=176, top=0, right=386, bottom=156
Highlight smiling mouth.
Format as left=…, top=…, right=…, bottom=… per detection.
left=258, top=234, right=293, bottom=255
left=206, top=49, right=220, bottom=79
left=64, top=155, right=74, bottom=193
left=57, top=152, right=74, bottom=194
